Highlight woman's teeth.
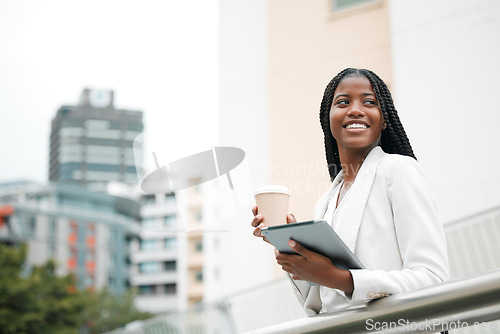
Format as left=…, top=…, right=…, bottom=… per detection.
left=346, top=123, right=368, bottom=129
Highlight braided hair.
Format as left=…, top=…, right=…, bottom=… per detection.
left=319, top=68, right=416, bottom=181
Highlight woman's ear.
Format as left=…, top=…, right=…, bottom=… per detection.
left=382, top=122, right=387, bottom=130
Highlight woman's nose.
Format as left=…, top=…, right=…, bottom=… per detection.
left=346, top=104, right=365, bottom=117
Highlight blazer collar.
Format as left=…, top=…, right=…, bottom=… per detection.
left=315, top=146, right=387, bottom=253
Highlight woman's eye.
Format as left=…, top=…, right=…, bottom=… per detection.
left=364, top=100, right=376, bottom=105
left=336, top=100, right=349, bottom=105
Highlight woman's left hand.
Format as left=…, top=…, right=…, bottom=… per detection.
left=275, top=240, right=354, bottom=293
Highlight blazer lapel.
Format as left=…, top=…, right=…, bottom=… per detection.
left=337, top=147, right=386, bottom=253
left=313, top=171, right=344, bottom=221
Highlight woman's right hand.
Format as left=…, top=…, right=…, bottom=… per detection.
left=251, top=205, right=269, bottom=243
left=251, top=206, right=297, bottom=243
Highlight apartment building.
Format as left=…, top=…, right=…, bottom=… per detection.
left=128, top=192, right=183, bottom=313
left=0, top=180, right=139, bottom=294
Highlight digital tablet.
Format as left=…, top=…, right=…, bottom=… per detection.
left=261, top=220, right=364, bottom=270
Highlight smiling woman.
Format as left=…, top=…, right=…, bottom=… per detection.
left=251, top=68, right=449, bottom=333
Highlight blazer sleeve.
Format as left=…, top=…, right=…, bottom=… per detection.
left=349, top=156, right=450, bottom=302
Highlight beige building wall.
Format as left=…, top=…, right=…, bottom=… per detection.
left=268, top=0, right=393, bottom=221
left=183, top=186, right=204, bottom=306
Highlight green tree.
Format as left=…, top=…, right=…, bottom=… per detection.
left=0, top=244, right=154, bottom=334
left=82, top=288, right=153, bottom=334
left=0, top=243, right=89, bottom=333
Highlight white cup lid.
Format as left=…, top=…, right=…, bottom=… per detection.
left=254, top=185, right=290, bottom=196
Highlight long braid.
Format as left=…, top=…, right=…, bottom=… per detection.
left=319, top=68, right=416, bottom=181
left=362, top=69, right=415, bottom=158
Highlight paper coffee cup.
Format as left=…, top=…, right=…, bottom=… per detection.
left=254, top=185, right=290, bottom=227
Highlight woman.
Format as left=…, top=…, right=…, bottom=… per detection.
left=251, top=68, right=449, bottom=316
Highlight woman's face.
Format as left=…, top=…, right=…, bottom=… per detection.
left=329, top=76, right=386, bottom=154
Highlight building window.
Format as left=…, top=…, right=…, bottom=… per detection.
left=164, top=238, right=177, bottom=250
left=86, top=251, right=95, bottom=262
left=21, top=215, right=36, bottom=237
left=139, top=285, right=156, bottom=295
left=195, top=240, right=203, bottom=252
left=61, top=118, right=84, bottom=127
left=86, top=224, right=95, bottom=236
left=48, top=219, right=57, bottom=239
left=164, top=283, right=176, bottom=294
left=142, top=195, right=156, bottom=205
left=86, top=224, right=96, bottom=244
left=85, top=119, right=110, bottom=129
left=126, top=122, right=143, bottom=131
left=108, top=253, right=115, bottom=271
left=141, top=239, right=161, bottom=251
left=48, top=243, right=57, bottom=258
left=68, top=249, right=77, bottom=270
left=142, top=217, right=160, bottom=230
left=164, top=261, right=176, bottom=271
left=331, top=0, right=378, bottom=11
left=164, top=216, right=176, bottom=227
left=195, top=270, right=203, bottom=282
left=139, top=262, right=162, bottom=274
left=86, top=163, right=120, bottom=172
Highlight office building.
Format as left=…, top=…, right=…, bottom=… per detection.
left=49, top=88, right=144, bottom=191
left=0, top=180, right=140, bottom=294
left=106, top=180, right=187, bottom=313
left=128, top=192, right=185, bottom=313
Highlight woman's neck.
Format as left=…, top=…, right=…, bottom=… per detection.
left=339, top=147, right=374, bottom=185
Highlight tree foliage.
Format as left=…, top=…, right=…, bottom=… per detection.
left=0, top=243, right=153, bottom=334
left=82, top=288, right=153, bottom=334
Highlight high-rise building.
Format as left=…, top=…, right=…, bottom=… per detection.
left=49, top=88, right=143, bottom=191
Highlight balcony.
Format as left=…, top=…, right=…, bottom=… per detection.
left=134, top=294, right=178, bottom=314
left=129, top=271, right=177, bottom=286
left=130, top=249, right=177, bottom=263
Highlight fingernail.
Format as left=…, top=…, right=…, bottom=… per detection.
left=289, top=240, right=296, bottom=248
left=255, top=214, right=261, bottom=220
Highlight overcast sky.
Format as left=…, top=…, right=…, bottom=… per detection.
left=0, top=0, right=219, bottom=184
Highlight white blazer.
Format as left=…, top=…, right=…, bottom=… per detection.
left=288, top=146, right=449, bottom=315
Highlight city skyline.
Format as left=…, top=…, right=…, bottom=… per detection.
left=0, top=0, right=219, bottom=185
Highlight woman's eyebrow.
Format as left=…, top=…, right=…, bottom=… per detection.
left=333, top=93, right=349, bottom=100
left=333, top=93, right=375, bottom=99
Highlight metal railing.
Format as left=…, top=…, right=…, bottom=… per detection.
left=248, top=269, right=500, bottom=334
left=105, top=269, right=500, bottom=334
